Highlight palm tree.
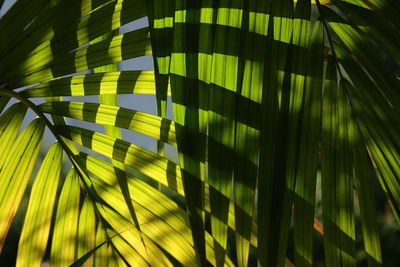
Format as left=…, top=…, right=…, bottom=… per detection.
left=0, top=0, right=399, bottom=266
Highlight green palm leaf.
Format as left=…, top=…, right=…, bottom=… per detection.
left=0, top=0, right=399, bottom=266
left=16, top=142, right=63, bottom=267
left=0, top=119, right=44, bottom=250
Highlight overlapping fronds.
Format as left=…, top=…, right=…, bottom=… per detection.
left=0, top=0, right=399, bottom=266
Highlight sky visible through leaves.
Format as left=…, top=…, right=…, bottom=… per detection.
left=0, top=0, right=176, bottom=159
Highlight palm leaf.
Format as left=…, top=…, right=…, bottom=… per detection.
left=0, top=119, right=44, bottom=250
left=0, top=0, right=399, bottom=266
left=50, top=168, right=80, bottom=267
left=16, top=142, right=63, bottom=267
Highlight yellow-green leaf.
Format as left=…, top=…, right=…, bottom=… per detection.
left=16, top=142, right=63, bottom=267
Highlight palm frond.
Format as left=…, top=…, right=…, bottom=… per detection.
left=0, top=0, right=399, bottom=266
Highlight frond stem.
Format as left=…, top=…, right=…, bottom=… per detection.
left=0, top=88, right=79, bottom=168
left=0, top=88, right=130, bottom=249
left=315, top=0, right=345, bottom=81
